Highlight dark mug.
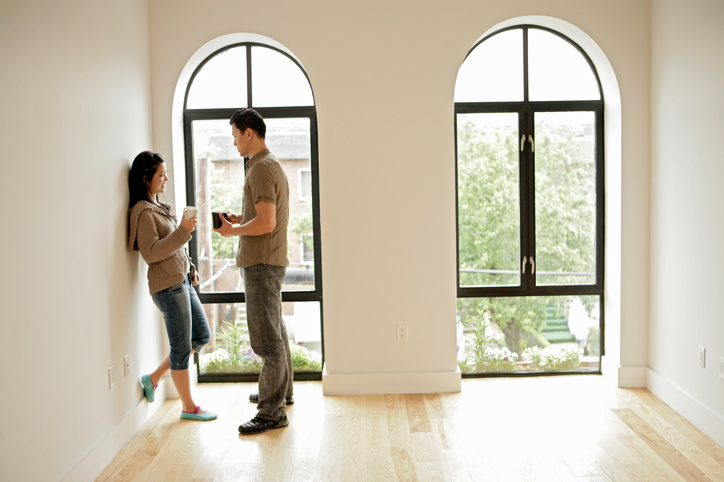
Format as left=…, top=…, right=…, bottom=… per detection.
left=212, top=211, right=228, bottom=229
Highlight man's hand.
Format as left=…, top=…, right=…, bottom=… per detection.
left=226, top=211, right=242, bottom=224
left=214, top=203, right=276, bottom=237
left=214, top=212, right=236, bottom=237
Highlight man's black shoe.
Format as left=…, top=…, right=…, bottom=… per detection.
left=249, top=393, right=294, bottom=405
left=238, top=415, right=289, bottom=435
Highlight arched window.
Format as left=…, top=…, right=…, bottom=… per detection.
left=183, top=42, right=322, bottom=381
left=454, top=26, right=604, bottom=375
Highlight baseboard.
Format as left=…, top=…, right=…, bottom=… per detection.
left=647, top=368, right=724, bottom=448
left=61, top=387, right=167, bottom=482
left=322, top=366, right=461, bottom=395
left=617, top=365, right=647, bottom=387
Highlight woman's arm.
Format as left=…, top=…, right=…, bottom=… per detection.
left=136, top=212, right=192, bottom=264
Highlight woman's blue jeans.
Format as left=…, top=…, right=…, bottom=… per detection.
left=242, top=264, right=294, bottom=421
left=151, top=274, right=211, bottom=371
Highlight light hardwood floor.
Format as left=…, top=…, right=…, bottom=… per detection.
left=97, top=376, right=724, bottom=481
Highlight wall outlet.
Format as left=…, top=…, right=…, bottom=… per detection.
left=720, top=357, right=724, bottom=380
left=108, top=366, right=115, bottom=389
left=397, top=324, right=409, bottom=342
left=124, top=355, right=130, bottom=377
left=698, top=346, right=706, bottom=368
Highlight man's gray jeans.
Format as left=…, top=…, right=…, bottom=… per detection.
left=242, top=264, right=294, bottom=420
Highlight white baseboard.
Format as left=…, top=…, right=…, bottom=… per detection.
left=61, top=388, right=166, bottom=482
left=647, top=368, right=724, bottom=448
left=322, top=366, right=462, bottom=395
left=617, top=365, right=648, bottom=387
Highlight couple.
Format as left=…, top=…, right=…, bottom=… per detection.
left=127, top=108, right=293, bottom=435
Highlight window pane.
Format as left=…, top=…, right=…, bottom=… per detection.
left=187, top=47, right=247, bottom=109
left=301, top=234, right=314, bottom=263
left=299, top=168, right=312, bottom=200
left=457, top=113, right=520, bottom=287
left=199, top=301, right=323, bottom=374
left=534, top=112, right=596, bottom=286
left=191, top=119, right=243, bottom=297
left=454, top=29, right=524, bottom=103
left=191, top=118, right=315, bottom=294
left=457, top=295, right=600, bottom=374
left=266, top=118, right=315, bottom=284
left=528, top=29, right=600, bottom=101
left=251, top=46, right=314, bottom=107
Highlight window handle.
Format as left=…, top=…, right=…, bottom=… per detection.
left=520, top=134, right=526, bottom=152
left=530, top=256, right=535, bottom=274
left=522, top=256, right=528, bottom=274
left=528, top=135, right=535, bottom=152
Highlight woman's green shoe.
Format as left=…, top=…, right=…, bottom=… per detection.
left=140, top=374, right=156, bottom=403
left=181, top=406, right=217, bottom=421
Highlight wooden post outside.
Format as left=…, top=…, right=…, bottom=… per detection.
left=197, top=156, right=216, bottom=347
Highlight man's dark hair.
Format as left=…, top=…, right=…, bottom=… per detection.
left=229, top=108, right=266, bottom=139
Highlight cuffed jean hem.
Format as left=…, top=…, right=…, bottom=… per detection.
left=151, top=274, right=211, bottom=371
left=255, top=412, right=286, bottom=421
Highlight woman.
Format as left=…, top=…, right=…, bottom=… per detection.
left=127, top=151, right=216, bottom=421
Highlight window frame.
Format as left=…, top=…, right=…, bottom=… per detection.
left=182, top=42, right=323, bottom=381
left=454, top=25, right=605, bottom=374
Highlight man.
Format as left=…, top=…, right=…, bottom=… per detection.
left=215, top=108, right=294, bottom=434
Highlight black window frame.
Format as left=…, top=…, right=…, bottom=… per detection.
left=455, top=25, right=605, bottom=376
left=183, top=42, right=323, bottom=381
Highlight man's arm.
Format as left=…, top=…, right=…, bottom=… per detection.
left=214, top=201, right=276, bottom=237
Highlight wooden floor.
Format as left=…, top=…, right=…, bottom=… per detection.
left=97, top=376, right=724, bottom=481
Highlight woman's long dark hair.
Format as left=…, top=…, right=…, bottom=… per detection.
left=128, top=151, right=174, bottom=218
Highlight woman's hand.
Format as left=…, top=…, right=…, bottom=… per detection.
left=191, top=271, right=200, bottom=286
left=180, top=214, right=197, bottom=233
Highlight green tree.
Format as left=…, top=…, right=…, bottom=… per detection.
left=534, top=120, right=596, bottom=285
left=289, top=204, right=313, bottom=263
left=457, top=119, right=520, bottom=287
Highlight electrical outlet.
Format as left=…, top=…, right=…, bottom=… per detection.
left=108, top=366, right=115, bottom=389
left=698, top=346, right=706, bottom=368
left=124, top=355, right=130, bottom=377
left=397, top=324, right=409, bottom=342
left=720, top=357, right=724, bottom=381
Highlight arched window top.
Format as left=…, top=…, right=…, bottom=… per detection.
left=186, top=43, right=314, bottom=110
left=186, top=46, right=248, bottom=109
left=455, top=29, right=524, bottom=103
left=454, top=26, right=601, bottom=103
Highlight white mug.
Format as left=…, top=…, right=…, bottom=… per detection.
left=183, top=206, right=198, bottom=220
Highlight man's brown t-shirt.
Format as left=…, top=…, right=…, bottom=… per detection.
left=236, top=148, right=290, bottom=268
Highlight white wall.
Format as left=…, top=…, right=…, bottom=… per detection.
left=0, top=1, right=166, bottom=480
left=649, top=0, right=724, bottom=446
left=148, top=0, right=651, bottom=394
